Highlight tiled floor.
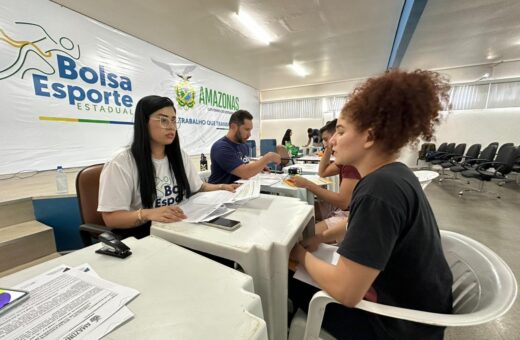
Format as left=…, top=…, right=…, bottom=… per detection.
left=425, top=176, right=520, bottom=340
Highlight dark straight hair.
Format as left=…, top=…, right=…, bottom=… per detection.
left=131, top=95, right=191, bottom=208
left=229, top=109, right=253, bottom=126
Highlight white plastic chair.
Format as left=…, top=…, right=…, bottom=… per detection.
left=289, top=230, right=518, bottom=340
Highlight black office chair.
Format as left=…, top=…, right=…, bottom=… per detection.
left=459, top=145, right=518, bottom=198
left=76, top=164, right=150, bottom=246
left=425, top=142, right=447, bottom=162
left=439, top=144, right=481, bottom=182
left=512, top=146, right=520, bottom=174
left=438, top=143, right=466, bottom=177
left=430, top=143, right=456, bottom=165
left=449, top=143, right=497, bottom=177
left=417, top=143, right=436, bottom=166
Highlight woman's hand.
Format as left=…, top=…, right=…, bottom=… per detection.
left=290, top=242, right=307, bottom=263
left=220, top=183, right=240, bottom=192
left=144, top=205, right=187, bottom=223
left=301, top=234, right=323, bottom=253
left=287, top=175, right=312, bottom=189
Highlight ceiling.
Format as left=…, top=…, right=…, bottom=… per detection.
left=51, top=0, right=404, bottom=90
left=51, top=0, right=520, bottom=91
left=401, top=0, right=520, bottom=71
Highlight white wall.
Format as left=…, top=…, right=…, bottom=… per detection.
left=260, top=119, right=324, bottom=147
left=399, top=108, right=520, bottom=167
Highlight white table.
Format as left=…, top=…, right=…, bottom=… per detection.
left=414, top=170, right=440, bottom=189
left=299, top=146, right=320, bottom=156
left=151, top=195, right=315, bottom=340
left=0, top=237, right=268, bottom=340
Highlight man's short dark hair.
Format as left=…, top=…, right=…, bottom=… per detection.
left=229, top=110, right=253, bottom=127
left=319, top=119, right=337, bottom=136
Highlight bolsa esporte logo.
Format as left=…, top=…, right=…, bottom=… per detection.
left=0, top=21, right=135, bottom=116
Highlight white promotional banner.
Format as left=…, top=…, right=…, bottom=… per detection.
left=0, top=0, right=259, bottom=174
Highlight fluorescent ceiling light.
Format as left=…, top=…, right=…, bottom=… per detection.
left=288, top=62, right=309, bottom=77
left=235, top=9, right=273, bottom=45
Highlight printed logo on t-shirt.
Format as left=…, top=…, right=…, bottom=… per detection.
left=154, top=175, right=182, bottom=207
left=238, top=151, right=250, bottom=164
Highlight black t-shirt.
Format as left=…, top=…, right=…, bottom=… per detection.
left=337, top=162, right=453, bottom=340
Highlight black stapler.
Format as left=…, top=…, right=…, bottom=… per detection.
left=95, top=232, right=132, bottom=258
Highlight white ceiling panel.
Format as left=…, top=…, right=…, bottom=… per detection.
left=51, top=0, right=403, bottom=90
left=402, top=0, right=520, bottom=71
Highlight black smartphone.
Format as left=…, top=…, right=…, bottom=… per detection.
left=202, top=217, right=241, bottom=231
left=0, top=288, right=29, bottom=315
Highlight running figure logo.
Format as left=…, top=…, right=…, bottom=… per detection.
left=0, top=21, right=80, bottom=80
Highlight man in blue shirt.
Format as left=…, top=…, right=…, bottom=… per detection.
left=208, top=110, right=281, bottom=184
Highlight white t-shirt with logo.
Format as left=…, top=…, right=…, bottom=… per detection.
left=97, top=147, right=203, bottom=212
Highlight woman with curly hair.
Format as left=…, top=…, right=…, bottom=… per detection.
left=290, top=70, right=453, bottom=340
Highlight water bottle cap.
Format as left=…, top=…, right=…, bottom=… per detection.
left=57, top=166, right=63, bottom=169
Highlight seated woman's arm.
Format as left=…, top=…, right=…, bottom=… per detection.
left=318, top=148, right=340, bottom=177
left=102, top=205, right=187, bottom=228
left=292, top=244, right=379, bottom=307
left=199, top=182, right=238, bottom=192
left=290, top=176, right=358, bottom=210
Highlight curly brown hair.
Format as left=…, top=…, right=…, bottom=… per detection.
left=341, top=69, right=450, bottom=154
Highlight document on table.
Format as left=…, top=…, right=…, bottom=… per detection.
left=236, top=173, right=284, bottom=186
left=293, top=244, right=340, bottom=289
left=0, top=264, right=139, bottom=340
left=178, top=199, right=226, bottom=223
left=301, top=175, right=332, bottom=186
left=179, top=183, right=262, bottom=223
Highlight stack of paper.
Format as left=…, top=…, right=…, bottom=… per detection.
left=179, top=180, right=261, bottom=223
left=236, top=173, right=285, bottom=186
left=0, top=264, right=139, bottom=340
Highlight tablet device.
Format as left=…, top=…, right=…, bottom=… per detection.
left=0, top=288, right=29, bottom=315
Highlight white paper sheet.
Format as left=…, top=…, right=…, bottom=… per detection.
left=236, top=173, right=284, bottom=186
left=187, top=190, right=236, bottom=206
left=293, top=244, right=340, bottom=289
left=178, top=200, right=223, bottom=223
left=73, top=264, right=134, bottom=340
left=0, top=265, right=139, bottom=340
left=201, top=206, right=235, bottom=222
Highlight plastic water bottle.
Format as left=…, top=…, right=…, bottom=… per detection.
left=200, top=154, right=208, bottom=171
left=56, top=166, right=68, bottom=194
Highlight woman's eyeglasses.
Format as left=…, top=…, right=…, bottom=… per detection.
left=150, top=116, right=182, bottom=129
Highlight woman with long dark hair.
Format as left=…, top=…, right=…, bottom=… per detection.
left=98, top=95, right=237, bottom=230
left=281, top=129, right=292, bottom=146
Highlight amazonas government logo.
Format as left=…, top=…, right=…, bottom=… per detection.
left=0, top=21, right=135, bottom=124
left=175, top=65, right=197, bottom=109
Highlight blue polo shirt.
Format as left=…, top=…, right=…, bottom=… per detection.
left=208, top=136, right=250, bottom=184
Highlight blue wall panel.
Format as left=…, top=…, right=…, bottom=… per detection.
left=33, top=197, right=83, bottom=251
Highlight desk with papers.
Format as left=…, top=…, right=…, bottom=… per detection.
left=0, top=236, right=267, bottom=340
left=152, top=195, right=315, bottom=340
left=237, top=173, right=331, bottom=205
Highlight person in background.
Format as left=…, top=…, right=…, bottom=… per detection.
left=98, top=95, right=237, bottom=234
left=290, top=70, right=453, bottom=339
left=281, top=128, right=292, bottom=146
left=208, top=110, right=281, bottom=184
left=303, top=128, right=320, bottom=147
left=288, top=119, right=361, bottom=247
